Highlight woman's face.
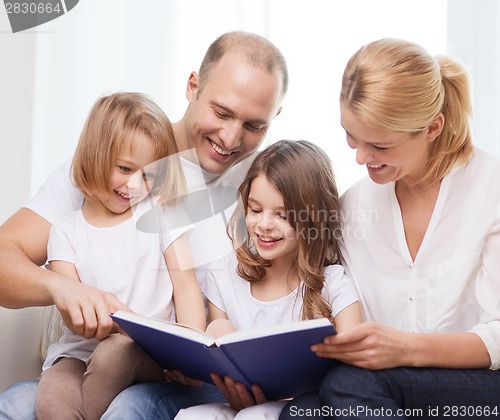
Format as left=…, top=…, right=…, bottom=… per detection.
left=341, top=105, right=433, bottom=186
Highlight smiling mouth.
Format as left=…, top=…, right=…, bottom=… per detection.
left=257, top=234, right=282, bottom=243
left=210, top=140, right=233, bottom=156
left=115, top=190, right=132, bottom=200
left=367, top=164, right=386, bottom=169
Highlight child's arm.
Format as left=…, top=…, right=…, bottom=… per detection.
left=332, top=301, right=363, bottom=333
left=164, top=233, right=206, bottom=331
left=205, top=301, right=235, bottom=339
left=205, top=300, right=264, bottom=408
left=48, top=260, right=80, bottom=283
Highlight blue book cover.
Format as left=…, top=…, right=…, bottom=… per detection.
left=111, top=311, right=337, bottom=400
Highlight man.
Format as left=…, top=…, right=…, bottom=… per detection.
left=0, top=31, right=288, bottom=419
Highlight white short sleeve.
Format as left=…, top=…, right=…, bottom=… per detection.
left=47, top=218, right=77, bottom=265
left=24, top=160, right=84, bottom=224
left=322, top=264, right=360, bottom=317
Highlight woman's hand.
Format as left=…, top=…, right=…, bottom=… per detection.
left=312, top=321, right=414, bottom=370
left=210, top=373, right=267, bottom=411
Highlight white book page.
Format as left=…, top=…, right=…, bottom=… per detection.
left=215, top=317, right=332, bottom=346
left=112, top=310, right=214, bottom=346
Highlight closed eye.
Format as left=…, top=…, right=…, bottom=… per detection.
left=248, top=207, right=261, bottom=214
left=244, top=122, right=266, bottom=133
left=214, top=108, right=230, bottom=119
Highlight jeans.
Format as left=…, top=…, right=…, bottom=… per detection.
left=280, top=364, right=500, bottom=420
left=0, top=379, right=225, bottom=420
left=0, top=380, right=38, bottom=420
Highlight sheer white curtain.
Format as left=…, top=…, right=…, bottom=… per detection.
left=28, top=0, right=498, bottom=196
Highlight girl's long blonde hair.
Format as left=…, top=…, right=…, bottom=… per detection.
left=340, top=38, right=473, bottom=184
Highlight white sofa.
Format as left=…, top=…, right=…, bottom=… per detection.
left=0, top=306, right=60, bottom=393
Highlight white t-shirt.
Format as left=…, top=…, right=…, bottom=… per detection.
left=25, top=160, right=84, bottom=224
left=205, top=253, right=359, bottom=330
left=42, top=203, right=185, bottom=370
left=340, top=147, right=500, bottom=369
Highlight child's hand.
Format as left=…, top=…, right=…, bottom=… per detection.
left=210, top=373, right=267, bottom=410
left=164, top=369, right=203, bottom=387
left=206, top=319, right=236, bottom=339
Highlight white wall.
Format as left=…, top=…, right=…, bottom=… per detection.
left=447, top=0, right=500, bottom=155
left=0, top=8, right=35, bottom=223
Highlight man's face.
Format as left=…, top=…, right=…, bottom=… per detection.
left=182, top=53, right=283, bottom=175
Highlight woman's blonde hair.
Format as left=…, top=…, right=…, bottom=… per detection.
left=72, top=92, right=185, bottom=204
left=340, top=38, right=473, bottom=183
left=228, top=140, right=341, bottom=323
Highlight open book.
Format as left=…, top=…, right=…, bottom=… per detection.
left=111, top=311, right=338, bottom=400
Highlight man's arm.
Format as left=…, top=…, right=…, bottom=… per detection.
left=0, top=208, right=129, bottom=340
left=0, top=208, right=54, bottom=307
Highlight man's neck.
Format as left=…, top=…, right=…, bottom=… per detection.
left=172, top=120, right=189, bottom=153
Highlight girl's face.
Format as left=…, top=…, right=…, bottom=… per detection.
left=94, top=131, right=159, bottom=215
left=341, top=105, right=433, bottom=186
left=245, top=174, right=299, bottom=265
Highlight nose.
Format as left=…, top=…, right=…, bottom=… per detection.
left=219, top=120, right=243, bottom=150
left=256, top=210, right=274, bottom=231
left=127, top=170, right=144, bottom=192
left=355, top=144, right=373, bottom=166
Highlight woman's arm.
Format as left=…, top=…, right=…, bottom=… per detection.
left=312, top=321, right=491, bottom=370
left=165, top=233, right=206, bottom=331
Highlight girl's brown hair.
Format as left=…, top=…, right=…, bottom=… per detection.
left=72, top=92, right=185, bottom=204
left=228, top=140, right=340, bottom=322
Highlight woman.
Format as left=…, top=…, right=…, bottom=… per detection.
left=280, top=38, right=500, bottom=419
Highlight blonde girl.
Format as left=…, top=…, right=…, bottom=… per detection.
left=36, top=92, right=205, bottom=420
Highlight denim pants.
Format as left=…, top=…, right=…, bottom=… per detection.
left=280, top=364, right=500, bottom=419
left=0, top=379, right=225, bottom=420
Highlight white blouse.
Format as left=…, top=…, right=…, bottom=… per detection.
left=339, top=147, right=500, bottom=369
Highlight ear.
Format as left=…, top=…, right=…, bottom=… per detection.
left=426, top=112, right=445, bottom=143
left=186, top=71, right=200, bottom=102
left=274, top=106, right=283, bottom=118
